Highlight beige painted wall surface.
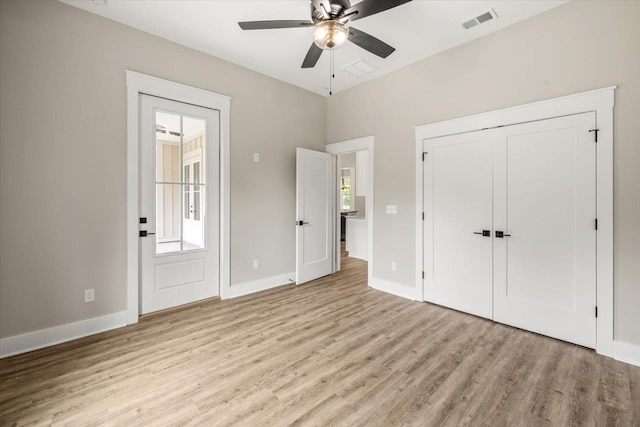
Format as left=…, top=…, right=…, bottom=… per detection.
left=327, top=1, right=640, bottom=344
left=0, top=0, right=326, bottom=338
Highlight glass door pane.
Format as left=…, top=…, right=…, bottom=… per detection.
left=155, top=184, right=181, bottom=254
left=155, top=111, right=182, bottom=254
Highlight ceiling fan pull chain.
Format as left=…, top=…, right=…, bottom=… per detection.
left=329, top=48, right=333, bottom=96
left=332, top=48, right=335, bottom=79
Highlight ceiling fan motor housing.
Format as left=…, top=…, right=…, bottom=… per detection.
left=311, top=0, right=352, bottom=24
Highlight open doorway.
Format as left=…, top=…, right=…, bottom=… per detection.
left=337, top=152, right=368, bottom=261
left=326, top=137, right=374, bottom=282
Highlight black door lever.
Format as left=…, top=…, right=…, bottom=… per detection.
left=473, top=230, right=491, bottom=237
left=495, top=231, right=511, bottom=238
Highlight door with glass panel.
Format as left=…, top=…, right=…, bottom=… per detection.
left=139, top=94, right=220, bottom=314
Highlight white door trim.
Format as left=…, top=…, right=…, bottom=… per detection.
left=415, top=86, right=615, bottom=358
left=326, top=136, right=374, bottom=285
left=126, top=70, right=231, bottom=325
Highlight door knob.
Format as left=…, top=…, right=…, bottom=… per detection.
left=473, top=230, right=491, bottom=237
left=296, top=221, right=309, bottom=226
left=495, top=231, right=511, bottom=238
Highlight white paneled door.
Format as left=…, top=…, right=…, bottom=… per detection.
left=423, top=112, right=597, bottom=348
left=493, top=113, right=596, bottom=348
left=296, top=148, right=334, bottom=285
left=139, top=94, right=220, bottom=314
left=423, top=131, right=494, bottom=319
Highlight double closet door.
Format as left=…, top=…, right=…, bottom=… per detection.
left=423, top=112, right=597, bottom=348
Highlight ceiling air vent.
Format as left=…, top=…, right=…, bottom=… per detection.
left=462, top=19, right=478, bottom=30
left=342, top=59, right=378, bottom=78
left=462, top=9, right=498, bottom=30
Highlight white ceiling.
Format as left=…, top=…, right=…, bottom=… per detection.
left=61, top=0, right=566, bottom=96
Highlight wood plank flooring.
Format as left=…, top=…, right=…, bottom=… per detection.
left=1, top=254, right=639, bottom=426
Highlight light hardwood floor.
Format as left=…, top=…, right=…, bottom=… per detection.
left=1, top=253, right=639, bottom=426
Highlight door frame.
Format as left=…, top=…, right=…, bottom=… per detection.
left=326, top=136, right=374, bottom=284
left=414, top=86, right=615, bottom=357
left=126, top=70, right=231, bottom=324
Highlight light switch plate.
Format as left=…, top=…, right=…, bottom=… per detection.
left=253, top=153, right=260, bottom=162
left=386, top=205, right=397, bottom=214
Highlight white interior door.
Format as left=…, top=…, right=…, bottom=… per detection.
left=296, top=148, right=334, bottom=285
left=423, top=131, right=494, bottom=319
left=493, top=112, right=597, bottom=348
left=139, top=94, right=220, bottom=315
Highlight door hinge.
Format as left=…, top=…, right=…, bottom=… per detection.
left=589, top=128, right=599, bottom=143
left=422, top=152, right=428, bottom=161
left=422, top=271, right=425, bottom=279
left=422, top=212, right=424, bottom=221
left=595, top=306, right=598, bottom=318
left=595, top=218, right=598, bottom=230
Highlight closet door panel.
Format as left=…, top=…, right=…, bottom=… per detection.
left=423, top=131, right=493, bottom=319
left=493, top=113, right=596, bottom=348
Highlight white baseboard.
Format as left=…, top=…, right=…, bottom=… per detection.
left=224, top=271, right=295, bottom=299
left=613, top=340, right=640, bottom=367
left=0, top=311, right=128, bottom=359
left=348, top=253, right=368, bottom=261
left=369, top=277, right=417, bottom=301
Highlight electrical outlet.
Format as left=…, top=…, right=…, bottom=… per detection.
left=386, top=205, right=397, bottom=214
left=253, top=259, right=260, bottom=269
left=391, top=262, right=397, bottom=272
left=253, top=153, right=260, bottom=162
left=84, top=289, right=95, bottom=303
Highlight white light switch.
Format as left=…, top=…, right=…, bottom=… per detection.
left=253, top=259, right=260, bottom=269
left=391, top=262, right=397, bottom=272
left=253, top=153, right=260, bottom=162
left=386, top=205, right=397, bottom=214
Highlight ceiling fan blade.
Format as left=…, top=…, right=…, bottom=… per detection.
left=348, top=27, right=395, bottom=58
left=343, top=0, right=412, bottom=21
left=238, top=20, right=314, bottom=30
left=302, top=43, right=323, bottom=68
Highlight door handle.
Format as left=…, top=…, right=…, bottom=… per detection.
left=139, top=230, right=156, bottom=237
left=296, top=221, right=309, bottom=226
left=495, top=231, right=511, bottom=238
left=473, top=230, right=491, bottom=237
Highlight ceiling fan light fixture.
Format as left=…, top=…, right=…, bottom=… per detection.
left=313, top=21, right=349, bottom=50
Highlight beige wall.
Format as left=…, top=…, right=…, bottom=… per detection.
left=327, top=1, right=640, bottom=345
left=0, top=0, right=326, bottom=338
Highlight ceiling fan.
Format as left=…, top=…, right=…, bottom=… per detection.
left=238, top=0, right=413, bottom=69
